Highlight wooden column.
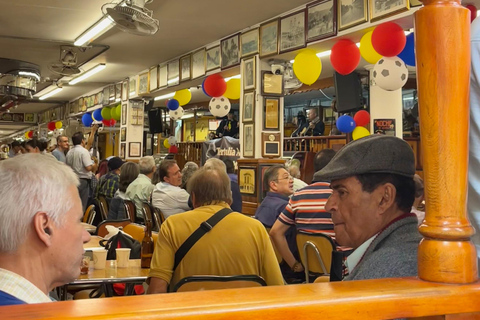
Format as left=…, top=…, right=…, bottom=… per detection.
left=415, top=0, right=477, bottom=283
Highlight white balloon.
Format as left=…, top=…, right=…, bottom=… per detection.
left=167, top=136, right=177, bottom=146
left=209, top=96, right=231, bottom=118
left=169, top=106, right=184, bottom=120
left=52, top=129, right=61, bottom=138
left=373, top=56, right=408, bottom=91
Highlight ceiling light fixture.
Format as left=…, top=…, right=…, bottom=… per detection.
left=37, top=85, right=63, bottom=101
left=74, top=17, right=114, bottom=47
left=167, top=77, right=179, bottom=85
left=290, top=43, right=361, bottom=63
left=224, top=74, right=241, bottom=81
left=68, top=64, right=106, bottom=85
left=154, top=92, right=175, bottom=101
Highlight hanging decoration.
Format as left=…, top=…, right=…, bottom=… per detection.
left=82, top=113, right=93, bottom=127
left=293, top=49, right=322, bottom=85
left=352, top=126, right=370, bottom=140
left=52, top=129, right=62, bottom=138
left=163, top=139, right=171, bottom=148
left=167, top=136, right=177, bottom=146
left=353, top=110, right=370, bottom=127
left=167, top=99, right=180, bottom=111
left=201, top=78, right=210, bottom=97
left=360, top=31, right=382, bottom=64
left=169, top=106, right=184, bottom=120
left=330, top=39, right=360, bottom=75
left=397, top=33, right=415, bottom=67
left=223, top=78, right=241, bottom=100
left=92, top=109, right=103, bottom=121
left=371, top=22, right=406, bottom=57
left=373, top=56, right=409, bottom=91
left=55, top=121, right=63, bottom=130
left=174, top=89, right=192, bottom=106
left=466, top=4, right=477, bottom=22
left=336, top=115, right=356, bottom=133
left=169, top=145, right=179, bottom=154
left=101, top=107, right=112, bottom=120
left=47, top=121, right=56, bottom=131
left=112, top=105, right=121, bottom=121
left=203, top=74, right=227, bottom=97
left=209, top=96, right=231, bottom=118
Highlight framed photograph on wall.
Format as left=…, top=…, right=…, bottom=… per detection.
left=307, top=0, right=337, bottom=42
left=243, top=91, right=255, bottom=123
left=260, top=19, right=279, bottom=58
left=120, top=143, right=126, bottom=159
left=261, top=71, right=284, bottom=96
left=221, top=33, right=240, bottom=69
left=121, top=127, right=126, bottom=142
left=180, top=54, right=191, bottom=81
left=279, top=10, right=306, bottom=53
left=262, top=132, right=281, bottom=158
left=159, top=64, right=168, bottom=88
left=338, top=0, right=368, bottom=30
left=115, top=83, right=122, bottom=101
left=243, top=123, right=255, bottom=158
left=238, top=167, right=256, bottom=195
left=264, top=97, right=280, bottom=130
left=138, top=72, right=149, bottom=94
left=243, top=57, right=255, bottom=90
left=122, top=79, right=128, bottom=101
left=369, top=0, right=409, bottom=22
left=240, top=28, right=259, bottom=57
left=191, top=48, right=206, bottom=79
left=167, top=60, right=180, bottom=86
left=129, top=142, right=141, bottom=157
left=206, top=46, right=221, bottom=71
left=129, top=77, right=137, bottom=98
left=149, top=66, right=158, bottom=91
left=121, top=103, right=127, bottom=125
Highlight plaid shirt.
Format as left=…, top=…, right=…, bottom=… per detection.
left=0, top=268, right=51, bottom=304
left=96, top=171, right=120, bottom=200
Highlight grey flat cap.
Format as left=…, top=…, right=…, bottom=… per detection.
left=314, top=135, right=415, bottom=182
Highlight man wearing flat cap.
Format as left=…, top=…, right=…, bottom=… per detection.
left=314, top=135, right=422, bottom=280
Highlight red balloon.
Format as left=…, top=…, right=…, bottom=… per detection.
left=330, top=39, right=360, bottom=75
left=354, top=110, right=370, bottom=127
left=47, top=121, right=56, bottom=131
left=109, top=119, right=116, bottom=127
left=28, top=131, right=33, bottom=138
left=169, top=145, right=178, bottom=154
left=203, top=74, right=226, bottom=98
left=102, top=119, right=110, bottom=127
left=466, top=4, right=477, bottom=23
left=371, top=22, right=406, bottom=57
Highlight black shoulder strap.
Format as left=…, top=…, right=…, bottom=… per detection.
left=173, top=207, right=232, bottom=271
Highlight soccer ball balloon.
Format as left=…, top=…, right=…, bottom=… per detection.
left=167, top=136, right=177, bottom=146
left=209, top=96, right=231, bottom=118
left=373, top=56, right=408, bottom=91
left=52, top=129, right=62, bottom=138
left=169, top=106, right=184, bottom=120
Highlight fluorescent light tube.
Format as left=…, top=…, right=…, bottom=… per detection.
left=69, top=64, right=106, bottom=85
left=224, top=74, right=241, bottom=81
left=39, top=87, right=63, bottom=100
left=167, top=77, right=179, bottom=85
left=74, top=17, right=114, bottom=47
left=154, top=92, right=175, bottom=101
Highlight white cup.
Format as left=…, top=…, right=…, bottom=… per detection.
left=92, top=249, right=108, bottom=270
left=116, top=248, right=131, bottom=268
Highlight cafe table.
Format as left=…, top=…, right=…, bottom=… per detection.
left=81, top=222, right=96, bottom=234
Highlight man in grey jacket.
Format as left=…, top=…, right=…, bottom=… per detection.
left=315, top=135, right=421, bottom=280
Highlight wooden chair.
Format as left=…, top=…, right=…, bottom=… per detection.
left=154, top=206, right=166, bottom=225
left=96, top=195, right=109, bottom=221
left=123, top=200, right=136, bottom=223
left=172, top=275, right=267, bottom=293
left=296, top=230, right=336, bottom=283
left=122, top=223, right=158, bottom=243
left=95, top=219, right=131, bottom=238
left=141, top=202, right=155, bottom=228
left=82, top=205, right=96, bottom=225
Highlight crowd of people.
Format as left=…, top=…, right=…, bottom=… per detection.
left=0, top=131, right=427, bottom=306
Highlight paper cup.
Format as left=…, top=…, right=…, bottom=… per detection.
left=92, top=249, right=108, bottom=270
left=116, top=248, right=131, bottom=268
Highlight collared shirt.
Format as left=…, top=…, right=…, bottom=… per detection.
left=345, top=235, right=377, bottom=274
left=126, top=174, right=155, bottom=218
left=152, top=182, right=190, bottom=219
left=96, top=171, right=120, bottom=199
left=66, top=145, right=93, bottom=179
left=51, top=148, right=66, bottom=163
left=0, top=268, right=51, bottom=304
left=255, top=192, right=290, bottom=228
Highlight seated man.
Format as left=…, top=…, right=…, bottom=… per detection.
left=287, top=165, right=307, bottom=193
left=126, top=156, right=156, bottom=222
left=316, top=135, right=421, bottom=280
left=206, top=158, right=242, bottom=212
left=147, top=166, right=284, bottom=293
left=96, top=156, right=124, bottom=205
left=152, top=160, right=190, bottom=219
left=0, top=154, right=90, bottom=305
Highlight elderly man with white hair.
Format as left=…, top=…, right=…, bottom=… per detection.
left=0, top=154, right=90, bottom=306
left=126, top=156, right=157, bottom=221
left=204, top=158, right=242, bottom=212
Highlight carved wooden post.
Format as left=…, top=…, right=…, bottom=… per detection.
left=415, top=0, right=478, bottom=283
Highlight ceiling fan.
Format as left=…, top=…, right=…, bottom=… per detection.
left=102, top=0, right=159, bottom=36
left=48, top=47, right=81, bottom=76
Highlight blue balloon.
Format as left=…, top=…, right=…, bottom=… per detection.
left=336, top=115, right=356, bottom=133
left=167, top=99, right=180, bottom=111
left=82, top=113, right=93, bottom=127
left=398, top=33, right=415, bottom=66
left=93, top=109, right=103, bottom=121
left=201, top=78, right=211, bottom=97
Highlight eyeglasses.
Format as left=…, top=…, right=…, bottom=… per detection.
left=275, top=175, right=293, bottom=182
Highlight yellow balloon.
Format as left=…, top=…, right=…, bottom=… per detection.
left=24, top=132, right=29, bottom=139
left=163, top=139, right=171, bottom=148
left=293, top=49, right=322, bottom=85
left=55, top=121, right=62, bottom=129
left=224, top=78, right=241, bottom=100
left=352, top=126, right=370, bottom=140
left=174, top=89, right=192, bottom=106
left=360, top=31, right=382, bottom=64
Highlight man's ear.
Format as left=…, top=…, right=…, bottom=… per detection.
left=269, top=180, right=277, bottom=192
left=33, top=211, right=53, bottom=247
left=378, top=183, right=396, bottom=214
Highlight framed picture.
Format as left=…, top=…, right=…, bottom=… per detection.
left=24, top=113, right=34, bottom=122
left=221, top=33, right=240, bottom=69
left=261, top=71, right=284, bottom=96
left=238, top=167, right=256, bottom=195
left=120, top=127, right=126, bottom=142
left=121, top=103, right=127, bottom=125
left=243, top=57, right=255, bottom=90
left=149, top=66, right=158, bottom=91
left=180, top=54, right=191, bottom=81
left=129, top=77, right=137, bottom=97
left=240, top=28, right=259, bottom=57
left=307, top=0, right=337, bottom=42
left=338, top=0, right=368, bottom=30
left=369, top=0, right=409, bottom=22
left=122, top=79, right=128, bottom=101
left=138, top=72, right=149, bottom=94
left=115, top=83, right=121, bottom=101
left=159, top=64, right=168, bottom=88
left=191, top=48, right=206, bottom=79
left=167, top=60, right=180, bottom=86
left=109, top=85, right=115, bottom=100
left=243, top=91, right=255, bottom=123
left=279, top=10, right=306, bottom=53
left=120, top=143, right=126, bottom=159
left=262, top=132, right=281, bottom=158
left=129, top=142, right=141, bottom=157
left=260, top=19, right=279, bottom=58
left=243, top=123, right=255, bottom=158
left=206, top=46, right=221, bottom=71
left=264, top=97, right=280, bottom=130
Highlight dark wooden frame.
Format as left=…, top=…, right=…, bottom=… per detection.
left=128, top=142, right=141, bottom=157
left=306, top=0, right=337, bottom=43
left=238, top=166, right=256, bottom=194
left=221, top=33, right=240, bottom=70
left=240, top=28, right=259, bottom=58
left=242, top=90, right=255, bottom=123
left=263, top=97, right=280, bottom=131
left=261, top=71, right=284, bottom=97
left=262, top=132, right=281, bottom=158
left=243, top=123, right=255, bottom=158
left=259, top=19, right=279, bottom=58
left=279, top=9, right=306, bottom=54
left=180, top=54, right=191, bottom=82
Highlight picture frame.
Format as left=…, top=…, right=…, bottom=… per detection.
left=221, top=33, right=240, bottom=69
left=167, top=60, right=180, bottom=86
left=149, top=66, right=158, bottom=91
left=109, top=85, right=115, bottom=100
left=121, top=127, right=126, bottom=142
left=129, top=77, right=137, bottom=98
left=129, top=142, right=141, bottom=157
left=206, top=46, right=221, bottom=71
left=262, top=132, right=281, bottom=158
left=120, top=143, right=126, bottom=159
left=338, top=0, right=368, bottom=30
left=264, top=97, right=280, bottom=130
left=260, top=19, right=279, bottom=58
left=191, top=48, right=206, bottom=79
left=121, top=103, right=127, bottom=125
left=138, top=72, right=149, bottom=95
left=238, top=167, right=256, bottom=195
left=243, top=57, right=256, bottom=90
left=279, top=10, right=306, bottom=53
left=240, top=28, right=259, bottom=57
left=115, top=83, right=122, bottom=101
left=122, top=79, right=128, bottom=101
left=159, top=64, right=168, bottom=88
left=243, top=123, right=255, bottom=158
left=261, top=71, right=284, bottom=96
left=369, top=0, right=409, bottom=22
left=242, top=91, right=255, bottom=123
left=180, top=54, right=191, bottom=82
left=306, top=0, right=337, bottom=42
left=24, top=113, right=34, bottom=122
